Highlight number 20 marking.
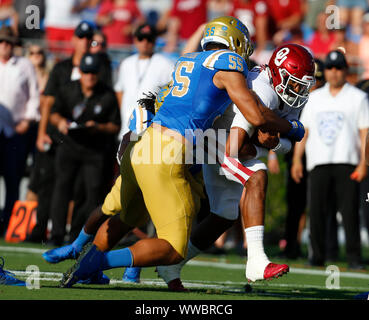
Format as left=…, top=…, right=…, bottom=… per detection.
left=172, top=61, right=195, bottom=97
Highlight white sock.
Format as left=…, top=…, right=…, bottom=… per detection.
left=244, top=226, right=270, bottom=265
left=157, top=240, right=201, bottom=283
left=182, top=240, right=201, bottom=265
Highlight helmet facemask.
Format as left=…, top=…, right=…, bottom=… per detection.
left=275, top=68, right=315, bottom=108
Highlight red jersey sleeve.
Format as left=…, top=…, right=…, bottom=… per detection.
left=97, top=0, right=112, bottom=17
left=288, top=0, right=302, bottom=16
left=170, top=0, right=180, bottom=17
left=0, top=0, right=13, bottom=6
left=129, top=0, right=144, bottom=20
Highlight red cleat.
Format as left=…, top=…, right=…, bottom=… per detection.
left=263, top=263, right=289, bottom=280
left=167, top=278, right=189, bottom=292
left=246, top=260, right=289, bottom=282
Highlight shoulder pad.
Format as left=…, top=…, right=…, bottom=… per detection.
left=182, top=52, right=202, bottom=60
left=203, top=50, right=248, bottom=76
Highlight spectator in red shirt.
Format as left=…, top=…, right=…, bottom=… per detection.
left=308, top=12, right=337, bottom=60
left=44, top=0, right=83, bottom=54
left=73, top=0, right=103, bottom=27
left=231, top=0, right=269, bottom=61
left=96, top=0, right=144, bottom=47
left=358, top=12, right=369, bottom=80
left=0, top=0, right=17, bottom=35
left=266, top=0, right=303, bottom=46
left=163, top=0, right=208, bottom=53
left=207, top=0, right=233, bottom=20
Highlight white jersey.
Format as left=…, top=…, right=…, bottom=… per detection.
left=204, top=66, right=302, bottom=220
left=212, top=67, right=300, bottom=159
left=231, top=67, right=301, bottom=138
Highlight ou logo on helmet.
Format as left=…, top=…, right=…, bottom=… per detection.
left=274, top=47, right=290, bottom=66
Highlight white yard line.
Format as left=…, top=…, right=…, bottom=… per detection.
left=2, top=245, right=369, bottom=280
left=0, top=246, right=47, bottom=254
left=7, top=271, right=369, bottom=292
left=187, top=260, right=369, bottom=280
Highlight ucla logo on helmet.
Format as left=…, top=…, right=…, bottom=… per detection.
left=220, top=26, right=228, bottom=37
left=235, top=19, right=248, bottom=36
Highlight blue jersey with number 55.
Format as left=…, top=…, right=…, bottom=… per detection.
left=152, top=49, right=248, bottom=143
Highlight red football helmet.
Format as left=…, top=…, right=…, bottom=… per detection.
left=268, top=44, right=315, bottom=108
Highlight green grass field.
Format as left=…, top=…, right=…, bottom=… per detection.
left=1, top=240, right=369, bottom=302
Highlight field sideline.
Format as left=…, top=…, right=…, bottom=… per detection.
left=1, top=240, right=369, bottom=301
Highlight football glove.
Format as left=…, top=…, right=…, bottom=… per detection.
left=287, top=120, right=305, bottom=142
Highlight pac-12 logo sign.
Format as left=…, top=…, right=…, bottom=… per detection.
left=274, top=48, right=290, bottom=66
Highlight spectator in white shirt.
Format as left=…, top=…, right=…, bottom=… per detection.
left=44, top=0, right=82, bottom=54
left=0, top=26, right=40, bottom=236
left=291, top=50, right=369, bottom=270
left=114, top=23, right=174, bottom=140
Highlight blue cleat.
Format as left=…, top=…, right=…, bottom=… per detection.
left=0, top=257, right=26, bottom=286
left=77, top=270, right=110, bottom=285
left=122, top=267, right=141, bottom=283
left=60, top=243, right=104, bottom=288
left=42, top=244, right=79, bottom=264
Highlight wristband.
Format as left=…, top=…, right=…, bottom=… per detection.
left=268, top=152, right=277, bottom=160
left=272, top=138, right=292, bottom=154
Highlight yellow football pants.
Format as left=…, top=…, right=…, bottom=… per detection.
left=103, top=126, right=202, bottom=258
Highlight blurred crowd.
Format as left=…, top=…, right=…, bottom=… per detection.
left=1, top=0, right=369, bottom=76
left=0, top=1, right=368, bottom=68
left=1, top=0, right=369, bottom=267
